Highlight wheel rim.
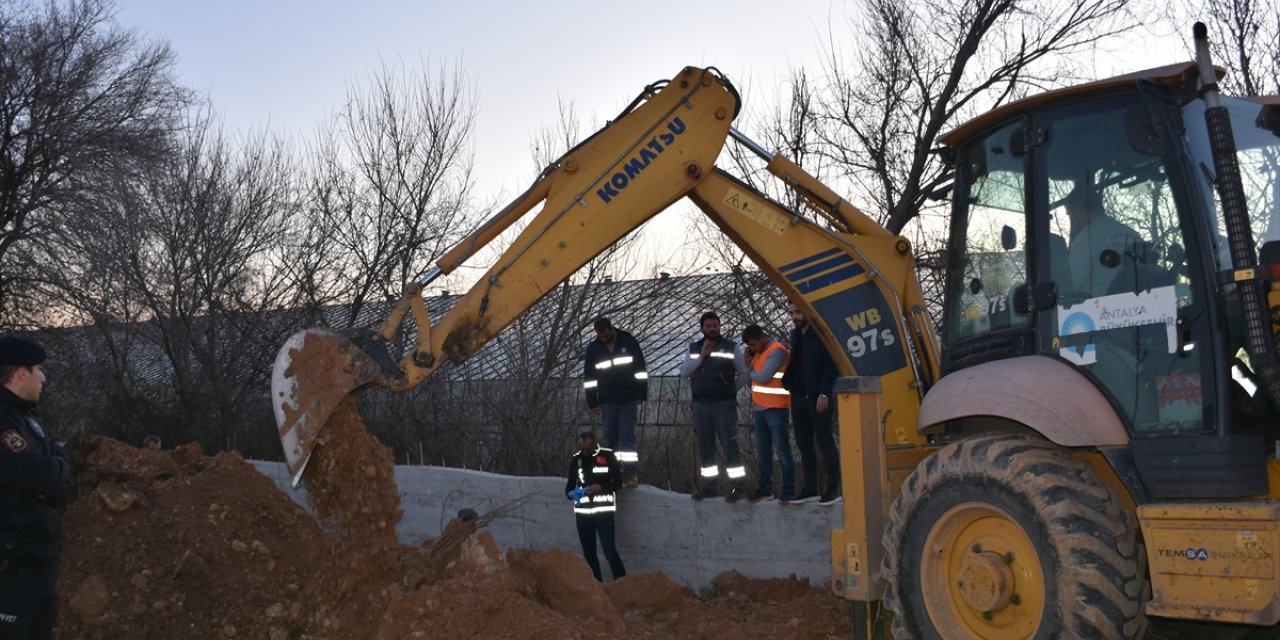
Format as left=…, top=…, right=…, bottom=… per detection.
left=919, top=501, right=1046, bottom=639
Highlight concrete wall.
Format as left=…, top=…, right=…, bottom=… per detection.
left=252, top=461, right=842, bottom=590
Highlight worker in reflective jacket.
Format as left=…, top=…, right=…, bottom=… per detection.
left=582, top=317, right=648, bottom=487
left=680, top=311, right=749, bottom=502
left=564, top=432, right=626, bottom=582
left=742, top=324, right=795, bottom=503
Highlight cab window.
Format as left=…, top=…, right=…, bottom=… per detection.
left=946, top=122, right=1030, bottom=344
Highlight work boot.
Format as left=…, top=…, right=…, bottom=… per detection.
left=725, top=487, right=746, bottom=503
left=625, top=475, right=639, bottom=489
left=692, top=485, right=718, bottom=501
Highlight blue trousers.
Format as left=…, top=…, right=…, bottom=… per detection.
left=753, top=407, right=795, bottom=498
left=600, top=402, right=638, bottom=477
left=576, top=514, right=626, bottom=582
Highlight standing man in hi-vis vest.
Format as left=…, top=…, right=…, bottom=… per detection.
left=680, top=312, right=749, bottom=502
left=741, top=324, right=794, bottom=503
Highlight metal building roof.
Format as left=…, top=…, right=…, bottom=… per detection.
left=356, top=270, right=791, bottom=381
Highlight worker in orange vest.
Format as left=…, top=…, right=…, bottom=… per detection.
left=741, top=324, right=794, bottom=503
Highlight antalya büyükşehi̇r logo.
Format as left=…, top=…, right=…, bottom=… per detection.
left=1061, top=311, right=1096, bottom=356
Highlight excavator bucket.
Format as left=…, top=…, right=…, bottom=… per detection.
left=271, top=328, right=382, bottom=486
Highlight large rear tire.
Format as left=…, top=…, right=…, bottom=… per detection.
left=881, top=433, right=1147, bottom=639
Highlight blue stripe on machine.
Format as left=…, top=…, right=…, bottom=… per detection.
left=783, top=254, right=861, bottom=283
left=796, top=265, right=865, bottom=294
left=779, top=247, right=844, bottom=275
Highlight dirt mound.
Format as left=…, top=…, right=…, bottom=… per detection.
left=56, top=405, right=852, bottom=639
left=59, top=436, right=335, bottom=639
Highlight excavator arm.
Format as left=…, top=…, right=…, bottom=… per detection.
left=273, top=66, right=741, bottom=485
left=272, top=65, right=939, bottom=486
left=686, top=167, right=940, bottom=444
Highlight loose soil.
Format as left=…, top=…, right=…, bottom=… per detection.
left=55, top=398, right=851, bottom=639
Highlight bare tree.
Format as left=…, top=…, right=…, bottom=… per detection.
left=529, top=98, right=583, bottom=176
left=31, top=111, right=299, bottom=452
left=1188, top=0, right=1279, bottom=97
left=527, top=97, right=644, bottom=283
left=362, top=99, right=734, bottom=478
left=297, top=59, right=479, bottom=328
left=0, top=0, right=190, bottom=326
left=808, top=0, right=1138, bottom=235
left=472, top=279, right=602, bottom=476
left=1183, top=1, right=1280, bottom=249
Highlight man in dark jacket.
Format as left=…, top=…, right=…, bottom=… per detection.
left=582, top=317, right=648, bottom=487
left=679, top=312, right=749, bottom=502
left=565, top=432, right=626, bottom=582
left=781, top=302, right=842, bottom=505
left=0, top=336, right=74, bottom=640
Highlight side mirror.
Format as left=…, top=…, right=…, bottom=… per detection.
left=1001, top=225, right=1018, bottom=251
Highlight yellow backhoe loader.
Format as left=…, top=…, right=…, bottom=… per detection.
left=272, top=24, right=1280, bottom=638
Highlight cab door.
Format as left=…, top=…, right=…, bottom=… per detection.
left=1031, top=94, right=1211, bottom=435
left=943, top=120, right=1034, bottom=370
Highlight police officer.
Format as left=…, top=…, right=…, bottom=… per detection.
left=565, top=432, right=626, bottom=582
left=0, top=336, right=73, bottom=640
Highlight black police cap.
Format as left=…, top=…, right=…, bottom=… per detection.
left=0, top=336, right=46, bottom=367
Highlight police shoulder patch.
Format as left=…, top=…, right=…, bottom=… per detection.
left=2, top=429, right=28, bottom=453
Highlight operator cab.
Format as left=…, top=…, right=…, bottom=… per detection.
left=939, top=63, right=1280, bottom=498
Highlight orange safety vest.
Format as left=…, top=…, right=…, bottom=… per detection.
left=750, top=339, right=791, bottom=409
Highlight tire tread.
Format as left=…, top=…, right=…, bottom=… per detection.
left=880, top=433, right=1148, bottom=639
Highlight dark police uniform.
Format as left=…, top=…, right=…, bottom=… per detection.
left=0, top=338, right=72, bottom=640
left=565, top=445, right=626, bottom=582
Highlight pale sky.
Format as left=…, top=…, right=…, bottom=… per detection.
left=112, top=1, right=1193, bottom=282
left=114, top=0, right=852, bottom=195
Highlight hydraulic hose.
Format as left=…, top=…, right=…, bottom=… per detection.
left=1193, top=22, right=1280, bottom=411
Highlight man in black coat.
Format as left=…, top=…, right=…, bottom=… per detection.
left=781, top=302, right=842, bottom=505
left=582, top=317, right=648, bottom=487
left=0, top=336, right=74, bottom=640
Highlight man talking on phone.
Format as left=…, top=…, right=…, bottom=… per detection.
left=679, top=312, right=748, bottom=502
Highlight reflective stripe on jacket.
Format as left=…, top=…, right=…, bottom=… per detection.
left=685, top=338, right=739, bottom=402
left=582, top=329, right=649, bottom=408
